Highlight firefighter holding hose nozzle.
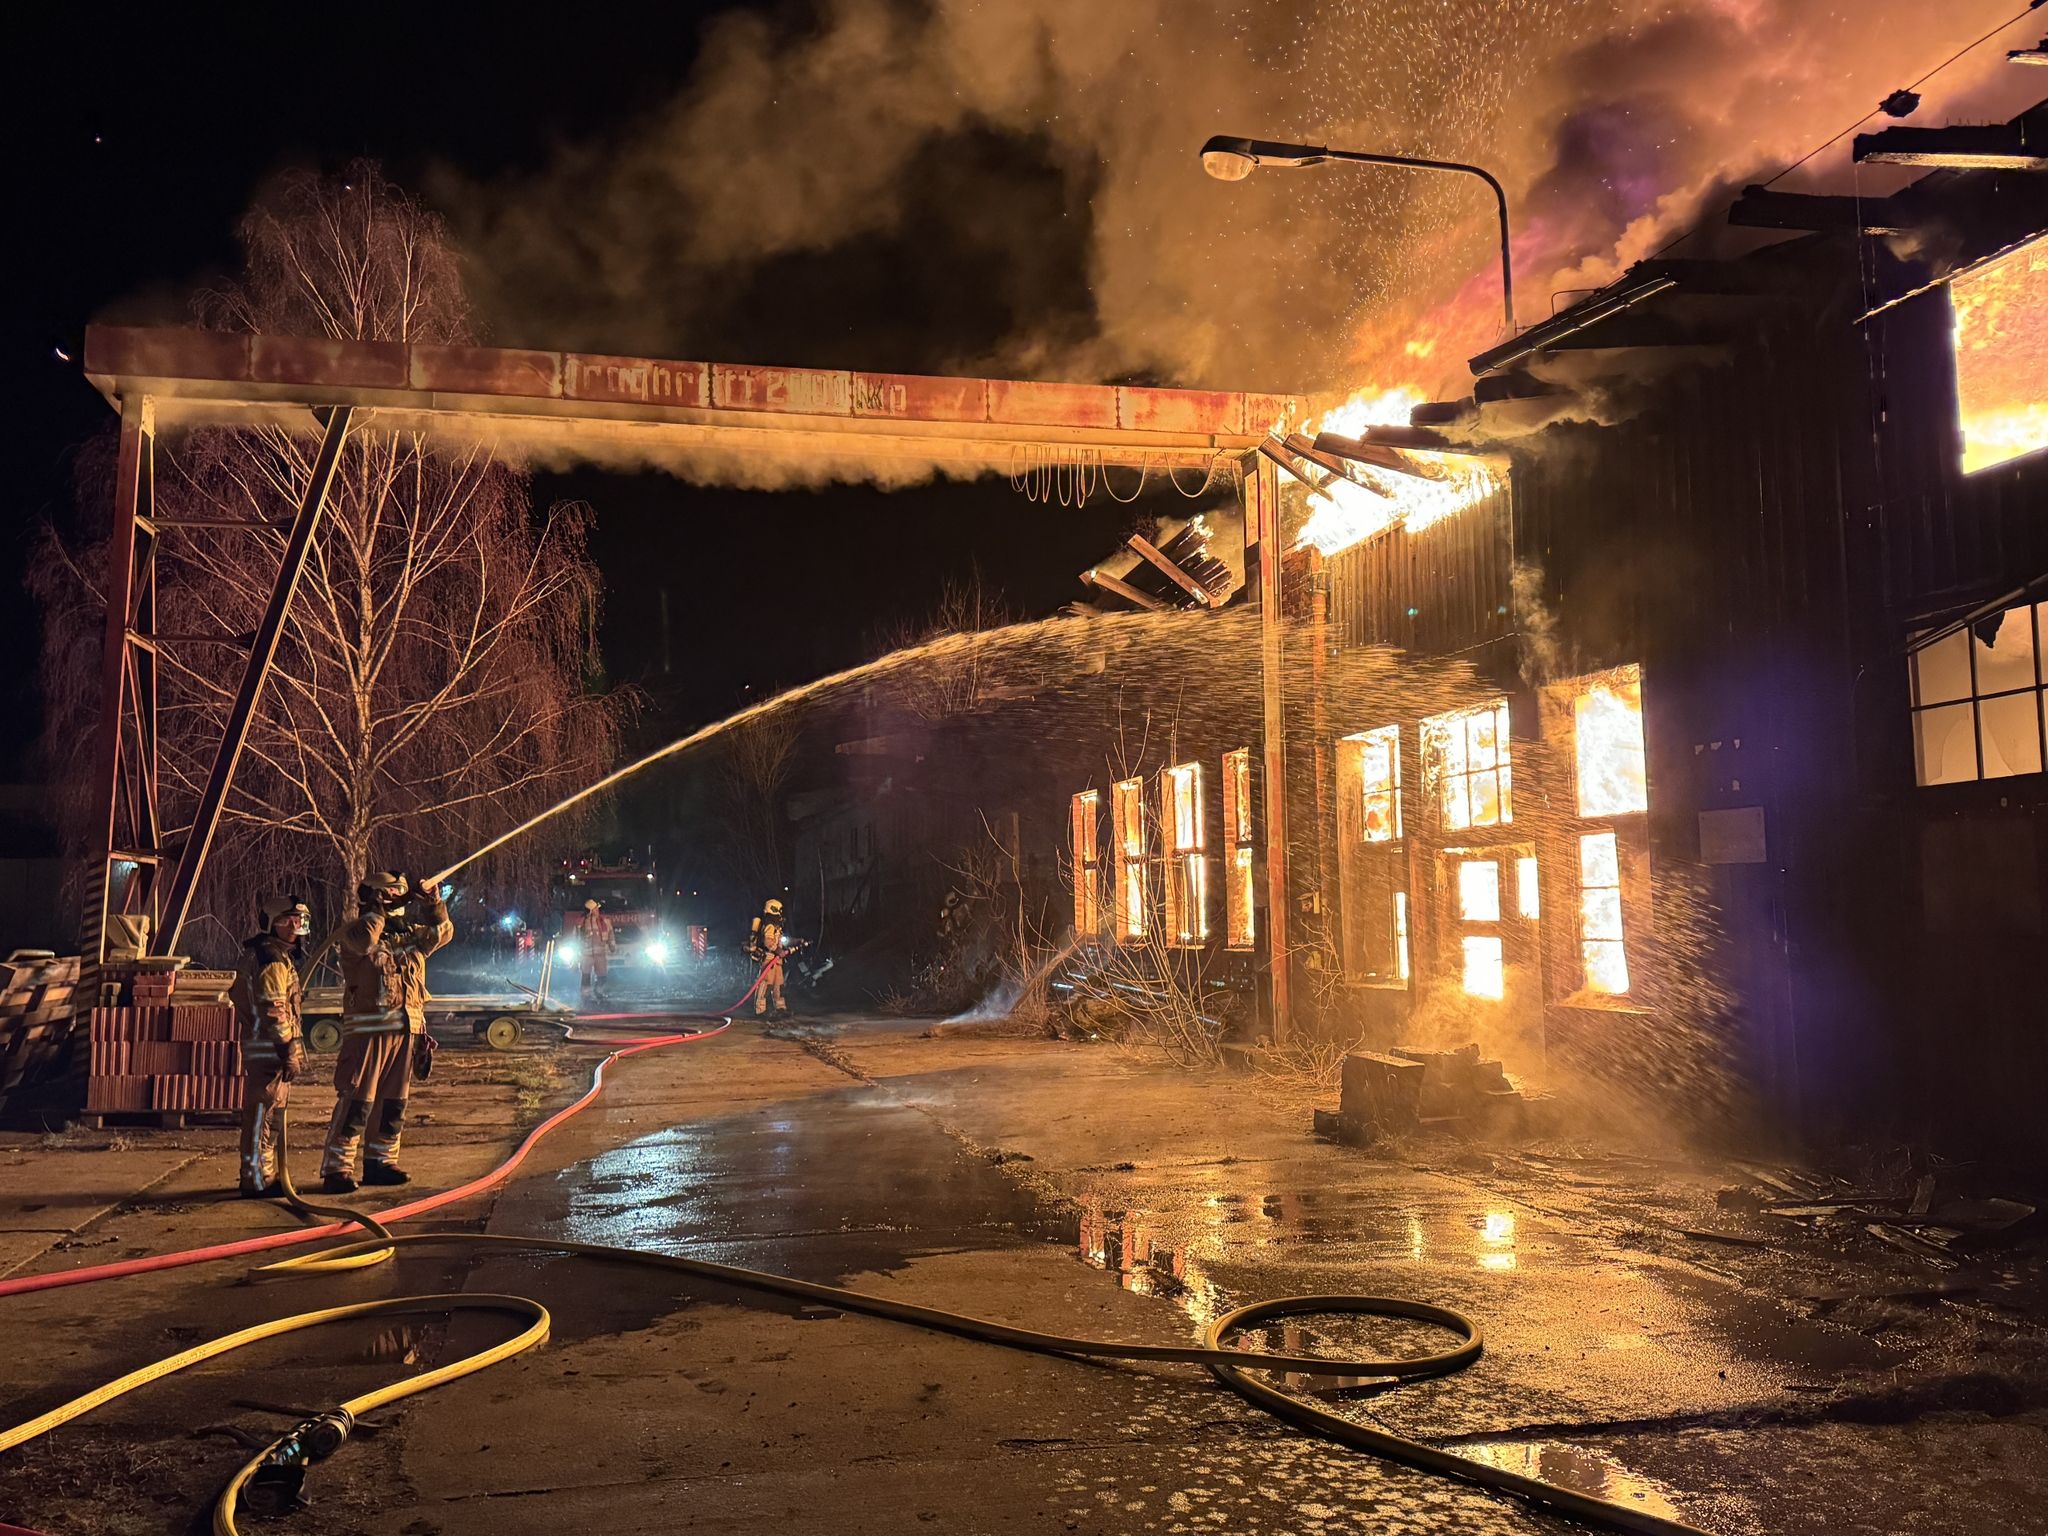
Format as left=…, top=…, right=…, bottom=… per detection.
left=321, top=872, right=452, bottom=1194
left=230, top=895, right=311, bottom=1198
left=747, top=896, right=803, bottom=1020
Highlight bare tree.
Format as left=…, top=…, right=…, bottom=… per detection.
left=872, top=570, right=1019, bottom=721
left=31, top=165, right=631, bottom=952
left=714, top=715, right=799, bottom=900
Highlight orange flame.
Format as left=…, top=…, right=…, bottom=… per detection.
left=1572, top=667, right=1648, bottom=819
left=1288, top=387, right=1499, bottom=558
left=1953, top=235, right=2048, bottom=476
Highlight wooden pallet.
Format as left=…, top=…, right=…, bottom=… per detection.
left=77, top=1109, right=239, bottom=1131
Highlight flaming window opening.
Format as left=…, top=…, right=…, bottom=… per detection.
left=1462, top=935, right=1506, bottom=1000
left=1393, top=892, right=1412, bottom=982
left=1222, top=748, right=1255, bottom=950
left=1458, top=859, right=1502, bottom=923
left=1952, top=234, right=2048, bottom=476
left=1162, top=762, right=1208, bottom=946
left=1425, top=700, right=1513, bottom=829
left=1573, top=666, right=1649, bottom=818
left=1348, top=725, right=1402, bottom=842
left=1578, top=831, right=1631, bottom=996
left=1070, top=790, right=1102, bottom=936
left=1516, top=855, right=1541, bottom=920
left=1112, top=778, right=1147, bottom=941
left=1286, top=388, right=1500, bottom=559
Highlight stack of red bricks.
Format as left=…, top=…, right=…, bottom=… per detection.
left=0, top=952, right=82, bottom=1116
left=85, top=967, right=243, bottom=1119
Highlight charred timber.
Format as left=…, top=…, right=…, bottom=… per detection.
left=1728, top=185, right=1913, bottom=235
left=1853, top=123, right=2047, bottom=171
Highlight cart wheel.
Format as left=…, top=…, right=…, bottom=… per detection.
left=306, top=1019, right=341, bottom=1053
left=484, top=1016, right=522, bottom=1051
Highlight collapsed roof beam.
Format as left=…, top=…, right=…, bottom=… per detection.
left=1080, top=567, right=1168, bottom=611
left=1853, top=123, right=2047, bottom=171
left=1728, top=184, right=1913, bottom=235
left=1309, top=432, right=1449, bottom=479
left=1257, top=437, right=1391, bottom=499
left=1124, top=533, right=1220, bottom=607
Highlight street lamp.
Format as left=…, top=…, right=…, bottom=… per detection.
left=1199, top=134, right=1517, bottom=337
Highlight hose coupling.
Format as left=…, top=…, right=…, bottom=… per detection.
left=241, top=1409, right=355, bottom=1516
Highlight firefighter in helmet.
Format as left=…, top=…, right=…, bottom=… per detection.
left=746, top=896, right=791, bottom=1019
left=230, top=894, right=310, bottom=1197
left=321, top=871, right=453, bottom=1193
left=578, top=896, right=616, bottom=1007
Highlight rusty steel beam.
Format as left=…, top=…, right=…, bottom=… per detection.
left=1853, top=123, right=2047, bottom=171
left=1123, top=533, right=1217, bottom=607
left=1080, top=568, right=1168, bottom=611
left=81, top=327, right=1301, bottom=470
left=1248, top=452, right=1292, bottom=1043
left=85, top=397, right=155, bottom=963
left=155, top=406, right=353, bottom=955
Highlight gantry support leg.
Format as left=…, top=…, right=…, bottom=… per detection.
left=154, top=405, right=353, bottom=955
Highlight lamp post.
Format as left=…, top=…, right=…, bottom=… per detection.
left=1200, top=134, right=1516, bottom=337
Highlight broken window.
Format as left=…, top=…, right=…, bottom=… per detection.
left=1112, top=778, right=1147, bottom=941
left=1070, top=790, right=1102, bottom=936
left=1222, top=748, right=1255, bottom=949
left=1573, top=665, right=1648, bottom=817
left=1423, top=701, right=1513, bottom=829
left=1910, top=603, right=2047, bottom=785
left=1354, top=725, right=1401, bottom=841
left=1578, top=831, right=1630, bottom=995
left=1162, top=762, right=1208, bottom=946
left=1336, top=729, right=1408, bottom=985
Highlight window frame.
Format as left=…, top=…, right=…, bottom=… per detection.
left=1423, top=700, right=1514, bottom=831
left=1111, top=777, right=1148, bottom=943
left=1909, top=602, right=2048, bottom=786
left=1161, top=761, right=1209, bottom=947
left=1222, top=748, right=1256, bottom=950
left=1070, top=790, right=1103, bottom=937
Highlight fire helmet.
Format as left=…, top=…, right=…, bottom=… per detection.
left=763, top=898, right=784, bottom=918
left=257, top=895, right=312, bottom=932
left=358, top=871, right=409, bottom=911
left=584, top=898, right=602, bottom=912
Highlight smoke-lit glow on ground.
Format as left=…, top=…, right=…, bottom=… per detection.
left=1953, top=234, right=2048, bottom=475
left=1289, top=388, right=1498, bottom=558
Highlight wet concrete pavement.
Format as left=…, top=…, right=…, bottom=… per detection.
left=368, top=1016, right=2048, bottom=1535
left=6, top=1014, right=2048, bottom=1533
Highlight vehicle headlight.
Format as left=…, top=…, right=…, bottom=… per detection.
left=557, top=939, right=581, bottom=965
left=645, top=940, right=671, bottom=966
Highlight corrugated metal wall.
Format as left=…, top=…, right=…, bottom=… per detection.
left=1324, top=487, right=1514, bottom=658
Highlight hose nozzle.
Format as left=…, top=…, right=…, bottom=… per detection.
left=241, top=1409, right=355, bottom=1516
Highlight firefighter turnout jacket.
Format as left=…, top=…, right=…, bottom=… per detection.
left=339, top=896, right=454, bottom=1037
left=232, top=933, right=306, bottom=1069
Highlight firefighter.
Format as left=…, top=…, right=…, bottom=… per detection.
left=746, top=896, right=791, bottom=1019
left=230, top=894, right=310, bottom=1198
left=578, top=897, right=615, bottom=1007
left=321, top=871, right=453, bottom=1193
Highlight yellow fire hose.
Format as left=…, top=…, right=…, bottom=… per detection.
left=1, top=1129, right=1716, bottom=1536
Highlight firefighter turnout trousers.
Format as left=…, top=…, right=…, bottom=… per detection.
left=239, top=1049, right=289, bottom=1192
left=321, top=1017, right=414, bottom=1178
left=755, top=955, right=786, bottom=1015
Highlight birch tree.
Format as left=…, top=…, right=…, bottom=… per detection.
left=33, top=166, right=630, bottom=952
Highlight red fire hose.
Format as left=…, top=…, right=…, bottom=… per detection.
left=0, top=1016, right=734, bottom=1300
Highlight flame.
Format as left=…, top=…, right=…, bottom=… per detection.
left=1953, top=235, right=2048, bottom=476
left=1288, top=387, right=1499, bottom=559
left=1572, top=668, right=1648, bottom=818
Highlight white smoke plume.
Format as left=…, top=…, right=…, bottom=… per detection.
left=439, top=0, right=2040, bottom=398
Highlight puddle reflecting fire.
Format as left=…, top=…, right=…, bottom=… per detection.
left=1458, top=1440, right=1684, bottom=1519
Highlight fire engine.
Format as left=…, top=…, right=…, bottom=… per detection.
left=550, top=856, right=672, bottom=966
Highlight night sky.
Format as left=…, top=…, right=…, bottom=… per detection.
left=6, top=7, right=1148, bottom=785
